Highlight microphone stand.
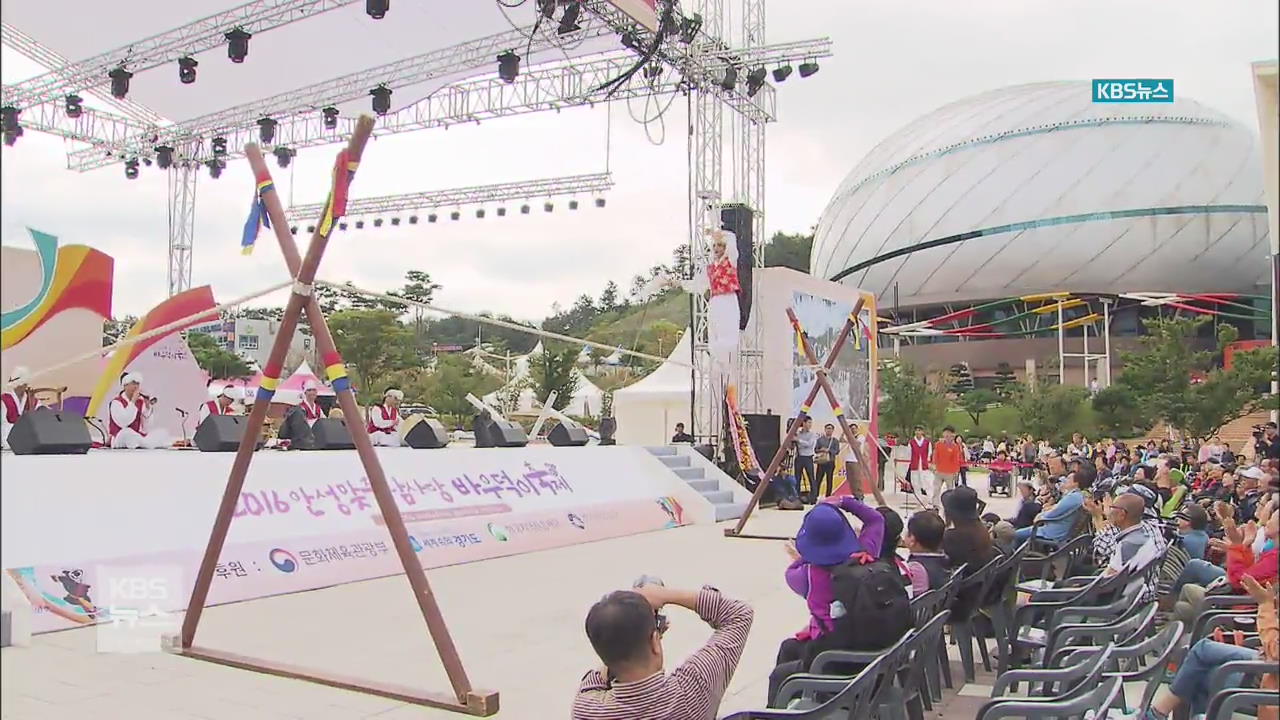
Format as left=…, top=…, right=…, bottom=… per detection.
left=176, top=407, right=191, bottom=446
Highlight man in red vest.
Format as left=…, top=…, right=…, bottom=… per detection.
left=198, top=385, right=237, bottom=425
left=298, top=381, right=325, bottom=425
left=367, top=388, right=403, bottom=446
left=907, top=425, right=932, bottom=498
left=109, top=372, right=170, bottom=449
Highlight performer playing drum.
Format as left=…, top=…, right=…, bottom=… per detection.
left=109, top=372, right=171, bottom=449
left=367, top=388, right=403, bottom=446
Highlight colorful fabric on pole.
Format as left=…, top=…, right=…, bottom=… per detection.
left=240, top=179, right=274, bottom=255
left=725, top=385, right=761, bottom=476
left=316, top=149, right=359, bottom=237
left=1, top=229, right=113, bottom=349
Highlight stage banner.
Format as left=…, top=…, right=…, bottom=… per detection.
left=2, top=446, right=690, bottom=633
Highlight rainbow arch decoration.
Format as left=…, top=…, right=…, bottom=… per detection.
left=87, top=286, right=219, bottom=416
left=1, top=228, right=113, bottom=349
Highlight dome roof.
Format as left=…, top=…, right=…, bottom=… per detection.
left=812, top=81, right=1270, bottom=307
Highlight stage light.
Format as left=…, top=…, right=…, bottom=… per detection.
left=798, top=61, right=819, bottom=78
left=521, top=204, right=530, bottom=214
left=497, top=51, right=520, bottom=84
left=679, top=12, right=702, bottom=43
left=65, top=94, right=83, bottom=119
left=306, top=225, right=316, bottom=233
left=142, top=157, right=152, bottom=166
left=225, top=28, right=252, bottom=63
left=212, top=137, right=227, bottom=156
left=322, top=106, right=339, bottom=129
left=408, top=215, right=418, bottom=224
left=450, top=211, right=460, bottom=221
left=476, top=209, right=485, bottom=219
left=366, top=0, right=389, bottom=19
left=558, top=1, right=581, bottom=34
left=390, top=217, right=401, bottom=226
left=339, top=222, right=348, bottom=231
left=537, top=0, right=555, bottom=19
left=746, top=67, right=767, bottom=97
left=124, top=159, right=139, bottom=180
left=595, top=197, right=606, bottom=208
left=427, top=213, right=437, bottom=223
left=772, top=65, right=792, bottom=83
left=273, top=146, right=293, bottom=168
left=496, top=207, right=506, bottom=217
left=206, top=159, right=223, bottom=179
left=355, top=220, right=365, bottom=229
left=108, top=66, right=133, bottom=99
left=370, top=85, right=392, bottom=115
left=289, top=226, right=298, bottom=235
left=621, top=32, right=640, bottom=50
left=373, top=218, right=383, bottom=227
left=178, top=56, right=198, bottom=84
left=569, top=200, right=579, bottom=210
left=2, top=126, right=22, bottom=147
left=719, top=65, right=738, bottom=91
left=544, top=202, right=554, bottom=212
left=155, top=146, right=174, bottom=169
left=1, top=106, right=19, bottom=133
left=258, top=117, right=278, bottom=144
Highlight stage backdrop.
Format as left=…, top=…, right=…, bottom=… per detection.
left=92, top=333, right=209, bottom=442
left=2, top=446, right=693, bottom=633
left=747, top=267, right=879, bottom=487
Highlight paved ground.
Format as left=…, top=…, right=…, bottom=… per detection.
left=3, top=481, right=1018, bottom=719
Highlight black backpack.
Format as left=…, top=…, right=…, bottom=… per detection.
left=827, top=558, right=912, bottom=651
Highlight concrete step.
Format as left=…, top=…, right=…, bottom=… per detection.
left=646, top=446, right=678, bottom=457
left=713, top=502, right=748, bottom=522
left=658, top=455, right=691, bottom=469
left=687, top=478, right=719, bottom=493
left=673, top=467, right=703, bottom=480
left=702, top=490, right=734, bottom=505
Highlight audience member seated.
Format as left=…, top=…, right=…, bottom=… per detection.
left=1172, top=498, right=1278, bottom=625
left=1176, top=503, right=1211, bottom=561
left=905, top=510, right=951, bottom=590
left=1013, top=471, right=1089, bottom=546
left=574, top=582, right=753, bottom=720
left=941, top=487, right=998, bottom=622
left=1145, top=574, right=1277, bottom=720
left=1103, top=494, right=1163, bottom=578
left=877, top=505, right=928, bottom=597
left=1007, top=481, right=1041, bottom=529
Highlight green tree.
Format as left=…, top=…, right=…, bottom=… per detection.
left=186, top=332, right=251, bottom=379
left=532, top=344, right=581, bottom=412
left=391, top=269, right=442, bottom=352
left=946, top=363, right=975, bottom=396
left=1091, top=384, right=1150, bottom=437
left=959, top=388, right=1000, bottom=426
left=1010, top=382, right=1087, bottom=443
left=418, top=354, right=502, bottom=427
left=762, top=230, right=813, bottom=272
left=239, top=306, right=284, bottom=321
left=993, top=362, right=1017, bottom=398
left=103, top=315, right=140, bottom=345
left=599, top=281, right=622, bottom=312
left=878, top=360, right=947, bottom=437
left=327, top=309, right=416, bottom=395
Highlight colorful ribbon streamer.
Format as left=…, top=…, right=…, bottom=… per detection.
left=317, top=149, right=359, bottom=238
left=240, top=179, right=274, bottom=255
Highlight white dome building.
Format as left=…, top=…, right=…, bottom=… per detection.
left=812, top=81, right=1270, bottom=307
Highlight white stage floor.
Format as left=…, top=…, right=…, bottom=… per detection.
left=3, top=488, right=1018, bottom=719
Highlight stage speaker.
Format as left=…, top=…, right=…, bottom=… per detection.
left=743, top=412, right=781, bottom=467
left=194, top=415, right=249, bottom=452
left=547, top=420, right=589, bottom=447
left=487, top=419, right=528, bottom=448
left=403, top=415, right=449, bottom=449
left=309, top=418, right=355, bottom=450
left=720, top=203, right=755, bottom=330
left=7, top=407, right=91, bottom=455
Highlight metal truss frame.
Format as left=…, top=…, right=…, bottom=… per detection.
left=2, top=0, right=359, bottom=111
left=167, top=163, right=199, bottom=295
left=286, top=172, right=613, bottom=221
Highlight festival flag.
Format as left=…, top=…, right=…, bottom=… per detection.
left=240, top=178, right=274, bottom=255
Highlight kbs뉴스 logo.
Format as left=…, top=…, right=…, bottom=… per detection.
left=268, top=549, right=298, bottom=573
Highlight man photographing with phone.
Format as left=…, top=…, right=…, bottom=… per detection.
left=574, top=580, right=753, bottom=720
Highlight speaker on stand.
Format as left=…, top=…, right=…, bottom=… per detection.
left=7, top=407, right=91, bottom=455
left=402, top=415, right=450, bottom=449
left=309, top=418, right=355, bottom=450
left=547, top=420, right=589, bottom=447
left=194, top=415, right=251, bottom=452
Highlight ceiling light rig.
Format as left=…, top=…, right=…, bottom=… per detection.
left=798, top=60, right=819, bottom=78
left=772, top=64, right=792, bottom=82
left=225, top=28, right=252, bottom=63
left=108, top=66, right=133, bottom=99
left=273, top=146, right=294, bottom=168
left=365, top=0, right=389, bottom=20
left=2, top=106, right=20, bottom=133
left=178, top=56, right=198, bottom=84
left=211, top=137, right=228, bottom=156
left=322, top=106, right=340, bottom=129
left=64, top=94, right=83, bottom=119
left=370, top=85, right=392, bottom=115
left=497, top=51, right=520, bottom=84
left=476, top=208, right=485, bottom=219
left=155, top=145, right=174, bottom=169
left=557, top=1, right=582, bottom=34
left=719, top=65, right=738, bottom=91
left=679, top=12, right=703, bottom=43
left=745, top=67, right=767, bottom=98
left=124, top=159, right=139, bottom=180
left=2, top=126, right=22, bottom=147
left=206, top=158, right=224, bottom=179
left=258, top=117, right=278, bottom=144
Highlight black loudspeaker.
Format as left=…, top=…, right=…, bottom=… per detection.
left=597, top=416, right=617, bottom=446
left=309, top=418, right=355, bottom=450
left=743, top=412, right=781, bottom=467
left=487, top=419, right=529, bottom=448
left=472, top=413, right=495, bottom=448
left=194, top=415, right=249, bottom=452
left=404, top=417, right=450, bottom=449
left=547, top=420, right=589, bottom=447
left=7, top=407, right=91, bottom=455
left=720, top=203, right=755, bottom=330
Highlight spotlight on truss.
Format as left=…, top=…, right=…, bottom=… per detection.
left=476, top=209, right=486, bottom=219
left=521, top=204, right=530, bottom=214
left=155, top=145, right=174, bottom=169
left=108, top=66, right=133, bottom=99
left=366, top=0, right=389, bottom=19
left=355, top=220, right=365, bottom=229
left=799, top=60, right=819, bottom=78
left=178, top=56, right=198, bottom=84
left=719, top=65, right=738, bottom=91
left=496, top=207, right=507, bottom=217
left=212, top=137, right=227, bottom=156
left=558, top=1, right=581, bottom=34
left=595, top=197, right=606, bottom=208
left=124, top=159, right=139, bottom=180
left=428, top=213, right=437, bottom=223
left=746, top=67, right=767, bottom=97
left=450, top=210, right=460, bottom=221
left=569, top=200, right=579, bottom=210
left=1, top=106, right=19, bottom=133
left=373, top=218, right=383, bottom=228
left=370, top=85, right=392, bottom=115
left=339, top=222, right=348, bottom=231
left=322, top=106, right=339, bottom=129
left=274, top=146, right=293, bottom=168
left=390, top=217, right=401, bottom=226
left=408, top=215, right=418, bottom=224
left=306, top=225, right=316, bottom=233
left=497, top=51, right=520, bottom=84
left=772, top=64, right=792, bottom=82
left=621, top=32, right=640, bottom=50
left=679, top=12, right=702, bottom=43
left=258, top=117, right=278, bottom=144
left=206, top=159, right=223, bottom=179
left=64, top=94, right=83, bottom=119
left=544, top=202, right=554, bottom=213
left=225, top=28, right=252, bottom=63
left=2, top=126, right=23, bottom=147
left=289, top=226, right=298, bottom=235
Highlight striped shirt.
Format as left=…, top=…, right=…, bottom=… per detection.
left=572, top=587, right=754, bottom=720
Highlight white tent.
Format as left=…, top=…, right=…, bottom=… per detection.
left=612, top=329, right=691, bottom=446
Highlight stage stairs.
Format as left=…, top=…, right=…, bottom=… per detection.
left=646, top=446, right=749, bottom=522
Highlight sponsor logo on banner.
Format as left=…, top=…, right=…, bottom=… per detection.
left=409, top=535, right=424, bottom=552
left=268, top=548, right=298, bottom=573
left=487, top=523, right=510, bottom=542
left=507, top=518, right=560, bottom=536
left=567, top=512, right=586, bottom=530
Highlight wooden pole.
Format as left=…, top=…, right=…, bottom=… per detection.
left=175, top=118, right=495, bottom=715
left=726, top=297, right=865, bottom=537
left=786, top=307, right=885, bottom=506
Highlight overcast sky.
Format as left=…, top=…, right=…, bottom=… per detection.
left=2, top=0, right=1276, bottom=321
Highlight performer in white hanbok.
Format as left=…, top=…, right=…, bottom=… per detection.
left=678, top=227, right=742, bottom=374
left=198, top=385, right=237, bottom=425
left=1, top=366, right=37, bottom=449
left=366, top=388, right=403, bottom=446
left=297, top=381, right=324, bottom=426
left=109, top=373, right=171, bottom=449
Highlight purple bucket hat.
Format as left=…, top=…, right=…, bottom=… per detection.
left=795, top=503, right=860, bottom=566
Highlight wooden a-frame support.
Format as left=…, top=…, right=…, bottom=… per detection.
left=166, top=116, right=497, bottom=716
left=725, top=297, right=886, bottom=539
